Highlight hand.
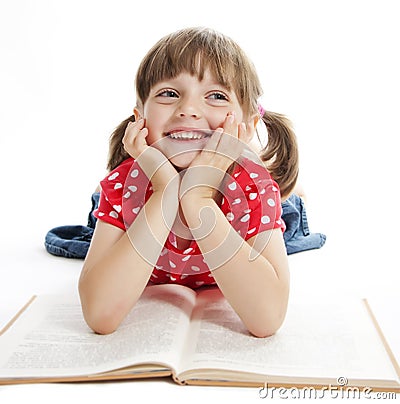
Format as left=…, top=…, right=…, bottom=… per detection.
left=180, top=112, right=251, bottom=199
left=123, top=119, right=178, bottom=192
left=123, top=118, right=150, bottom=159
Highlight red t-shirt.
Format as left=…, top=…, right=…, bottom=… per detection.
left=94, top=157, right=285, bottom=289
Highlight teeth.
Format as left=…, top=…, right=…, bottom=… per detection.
left=168, top=130, right=212, bottom=140
left=169, top=131, right=203, bottom=140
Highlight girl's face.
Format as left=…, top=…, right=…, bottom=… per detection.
left=135, top=70, right=255, bottom=168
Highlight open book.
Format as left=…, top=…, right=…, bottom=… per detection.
left=0, top=284, right=399, bottom=392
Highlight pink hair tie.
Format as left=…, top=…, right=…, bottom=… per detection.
left=258, top=104, right=266, bottom=117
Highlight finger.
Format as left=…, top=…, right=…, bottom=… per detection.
left=222, top=112, right=238, bottom=138
left=203, top=127, right=223, bottom=152
left=123, top=119, right=148, bottom=157
left=134, top=127, right=149, bottom=150
left=124, top=119, right=144, bottom=142
left=238, top=122, right=248, bottom=142
left=216, top=122, right=246, bottom=162
left=218, top=137, right=242, bottom=163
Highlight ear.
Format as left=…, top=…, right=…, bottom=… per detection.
left=244, top=113, right=260, bottom=141
left=249, top=113, right=260, bottom=132
left=133, top=107, right=142, bottom=121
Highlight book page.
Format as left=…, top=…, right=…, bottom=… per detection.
left=177, top=289, right=399, bottom=384
left=0, top=284, right=196, bottom=380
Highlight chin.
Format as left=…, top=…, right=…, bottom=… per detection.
left=169, top=151, right=200, bottom=170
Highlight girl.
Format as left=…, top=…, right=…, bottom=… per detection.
left=79, top=27, right=299, bottom=338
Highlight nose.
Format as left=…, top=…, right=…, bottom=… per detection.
left=176, top=98, right=201, bottom=119
left=179, top=111, right=198, bottom=118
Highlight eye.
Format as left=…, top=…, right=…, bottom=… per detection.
left=207, top=92, right=229, bottom=101
left=156, top=89, right=179, bottom=98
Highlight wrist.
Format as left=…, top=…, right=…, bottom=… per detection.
left=180, top=194, right=218, bottom=241
left=180, top=186, right=214, bottom=201
left=136, top=147, right=178, bottom=191
left=152, top=174, right=180, bottom=198
left=179, top=166, right=223, bottom=203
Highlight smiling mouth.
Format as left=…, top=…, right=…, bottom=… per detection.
left=166, top=129, right=213, bottom=140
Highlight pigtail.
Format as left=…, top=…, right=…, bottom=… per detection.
left=259, top=111, right=299, bottom=199
left=107, top=115, right=136, bottom=171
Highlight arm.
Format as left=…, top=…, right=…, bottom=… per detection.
left=79, top=120, right=179, bottom=334
left=180, top=114, right=289, bottom=337
left=180, top=194, right=289, bottom=338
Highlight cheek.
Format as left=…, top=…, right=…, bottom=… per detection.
left=143, top=124, right=160, bottom=146
left=213, top=109, right=244, bottom=129
left=143, top=108, right=166, bottom=144
left=145, top=133, right=158, bottom=145
left=234, top=108, right=245, bottom=122
left=211, top=113, right=229, bottom=129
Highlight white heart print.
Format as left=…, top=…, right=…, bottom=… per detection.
left=108, top=172, right=119, bottom=181
left=226, top=212, right=234, bottom=221
left=228, top=182, right=237, bottom=191
left=113, top=205, right=122, bottom=213
left=261, top=215, right=270, bottom=224
left=247, top=227, right=256, bottom=234
left=240, top=213, right=250, bottom=223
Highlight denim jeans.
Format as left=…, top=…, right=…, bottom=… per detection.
left=282, top=194, right=326, bottom=255
left=44, top=192, right=325, bottom=258
left=45, top=193, right=99, bottom=259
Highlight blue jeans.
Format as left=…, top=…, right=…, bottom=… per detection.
left=45, top=193, right=99, bottom=259
left=282, top=194, right=326, bottom=255
left=44, top=192, right=325, bottom=258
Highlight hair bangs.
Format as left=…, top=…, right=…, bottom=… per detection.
left=135, top=28, right=246, bottom=108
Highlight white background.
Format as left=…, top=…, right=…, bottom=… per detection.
left=0, top=0, right=399, bottom=402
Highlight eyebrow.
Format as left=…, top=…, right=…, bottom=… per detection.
left=152, top=78, right=232, bottom=92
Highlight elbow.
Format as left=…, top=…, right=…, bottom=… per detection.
left=79, top=282, right=123, bottom=335
left=80, top=298, right=122, bottom=335
left=248, top=318, right=284, bottom=338
left=247, top=301, right=288, bottom=338
left=84, top=310, right=120, bottom=335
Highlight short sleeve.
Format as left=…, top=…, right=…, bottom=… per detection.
left=93, top=189, right=125, bottom=230
left=93, top=158, right=153, bottom=231
left=220, top=158, right=285, bottom=240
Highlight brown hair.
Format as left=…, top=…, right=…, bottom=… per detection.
left=108, top=27, right=298, bottom=198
